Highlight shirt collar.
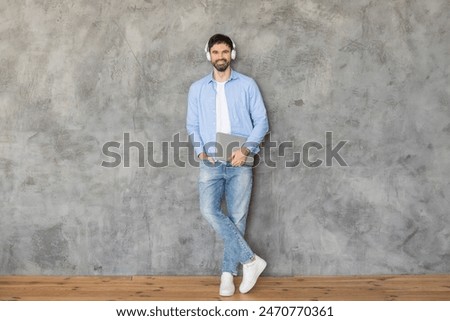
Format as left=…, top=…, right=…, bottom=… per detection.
left=207, top=69, right=239, bottom=83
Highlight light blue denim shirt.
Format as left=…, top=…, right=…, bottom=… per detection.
left=186, top=69, right=269, bottom=157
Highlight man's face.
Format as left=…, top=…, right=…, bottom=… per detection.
left=209, top=42, right=232, bottom=72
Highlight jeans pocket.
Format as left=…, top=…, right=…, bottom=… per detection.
left=200, top=159, right=215, bottom=168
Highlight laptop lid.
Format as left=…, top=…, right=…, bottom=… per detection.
left=215, top=132, right=254, bottom=165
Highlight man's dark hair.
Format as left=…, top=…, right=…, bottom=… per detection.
left=207, top=34, right=233, bottom=52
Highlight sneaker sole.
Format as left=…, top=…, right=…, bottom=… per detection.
left=219, top=289, right=235, bottom=296
left=239, top=260, right=267, bottom=294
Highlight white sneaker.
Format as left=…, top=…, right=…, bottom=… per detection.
left=219, top=272, right=235, bottom=296
left=239, top=255, right=266, bottom=294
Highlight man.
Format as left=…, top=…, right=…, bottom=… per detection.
left=186, top=34, right=269, bottom=296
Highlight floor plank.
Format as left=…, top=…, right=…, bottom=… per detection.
left=1, top=275, right=449, bottom=301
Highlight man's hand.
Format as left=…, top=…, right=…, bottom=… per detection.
left=230, top=147, right=250, bottom=167
left=198, top=152, right=215, bottom=164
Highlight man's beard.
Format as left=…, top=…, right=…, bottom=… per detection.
left=213, top=59, right=230, bottom=72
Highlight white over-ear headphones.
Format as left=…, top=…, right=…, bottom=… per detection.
left=204, top=38, right=236, bottom=61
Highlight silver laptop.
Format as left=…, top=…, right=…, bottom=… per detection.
left=215, top=132, right=254, bottom=165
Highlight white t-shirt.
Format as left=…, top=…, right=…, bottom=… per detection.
left=215, top=81, right=231, bottom=134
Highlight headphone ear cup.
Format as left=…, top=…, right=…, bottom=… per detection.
left=204, top=41, right=211, bottom=61
left=231, top=40, right=236, bottom=60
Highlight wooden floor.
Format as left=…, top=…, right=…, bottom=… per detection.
left=1, top=275, right=449, bottom=301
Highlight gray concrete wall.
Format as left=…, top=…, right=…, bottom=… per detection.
left=1, top=0, right=449, bottom=276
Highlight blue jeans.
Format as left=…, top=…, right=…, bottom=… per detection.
left=198, top=160, right=255, bottom=275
